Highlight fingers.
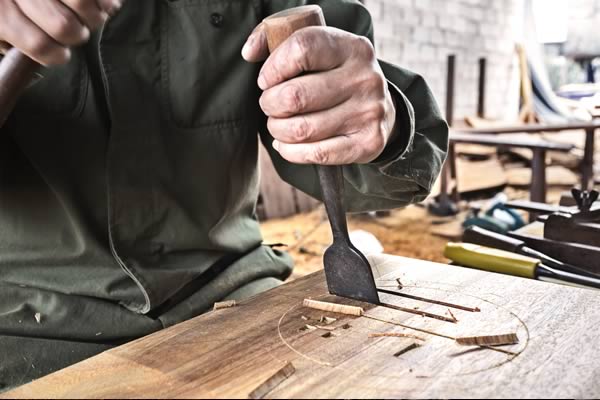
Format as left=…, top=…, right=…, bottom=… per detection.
left=273, top=133, right=379, bottom=165
left=0, top=0, right=70, bottom=65
left=0, top=0, right=122, bottom=65
left=259, top=69, right=353, bottom=118
left=241, top=23, right=269, bottom=62
left=267, top=105, right=350, bottom=145
left=257, top=26, right=352, bottom=90
left=60, top=0, right=115, bottom=29
left=17, top=0, right=90, bottom=47
left=269, top=100, right=388, bottom=165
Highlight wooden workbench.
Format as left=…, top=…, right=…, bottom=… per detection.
left=4, top=254, right=600, bottom=399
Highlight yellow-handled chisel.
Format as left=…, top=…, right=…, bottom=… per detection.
left=444, top=242, right=600, bottom=290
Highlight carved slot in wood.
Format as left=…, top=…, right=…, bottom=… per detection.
left=393, top=343, right=421, bottom=358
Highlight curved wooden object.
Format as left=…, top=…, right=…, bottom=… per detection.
left=0, top=48, right=38, bottom=127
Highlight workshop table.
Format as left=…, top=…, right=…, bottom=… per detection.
left=4, top=254, right=600, bottom=399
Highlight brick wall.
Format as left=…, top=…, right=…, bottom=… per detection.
left=365, top=0, right=525, bottom=123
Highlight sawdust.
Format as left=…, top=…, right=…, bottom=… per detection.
left=261, top=205, right=449, bottom=279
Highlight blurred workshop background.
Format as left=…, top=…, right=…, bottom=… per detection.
left=259, top=0, right=600, bottom=278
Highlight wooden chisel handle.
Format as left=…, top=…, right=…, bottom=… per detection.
left=0, top=48, right=40, bottom=128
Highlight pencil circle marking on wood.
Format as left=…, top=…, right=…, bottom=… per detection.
left=275, top=288, right=530, bottom=379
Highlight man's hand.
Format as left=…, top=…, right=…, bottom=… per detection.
left=242, top=26, right=396, bottom=165
left=0, top=0, right=122, bottom=65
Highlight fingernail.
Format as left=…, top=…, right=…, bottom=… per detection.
left=241, top=33, right=255, bottom=59
left=258, top=74, right=267, bottom=90
left=108, top=0, right=122, bottom=16
left=272, top=140, right=280, bottom=152
left=81, top=27, right=90, bottom=41
left=63, top=48, right=72, bottom=63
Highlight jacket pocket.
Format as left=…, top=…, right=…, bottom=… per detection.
left=15, top=50, right=87, bottom=119
left=161, top=0, right=262, bottom=129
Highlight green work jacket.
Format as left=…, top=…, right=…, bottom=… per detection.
left=0, top=0, right=447, bottom=343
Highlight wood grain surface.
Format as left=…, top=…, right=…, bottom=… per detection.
left=4, top=254, right=600, bottom=399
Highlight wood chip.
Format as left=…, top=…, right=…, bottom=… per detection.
left=315, top=325, right=336, bottom=331
left=300, top=315, right=308, bottom=321
left=369, top=332, right=425, bottom=341
left=303, top=324, right=318, bottom=331
left=248, top=362, right=295, bottom=399
left=456, top=333, right=519, bottom=347
left=213, top=300, right=237, bottom=311
left=303, top=299, right=364, bottom=316
left=319, top=316, right=337, bottom=325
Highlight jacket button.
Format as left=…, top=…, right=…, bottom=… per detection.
left=211, top=13, right=224, bottom=28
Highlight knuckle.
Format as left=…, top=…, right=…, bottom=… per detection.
left=290, top=32, right=312, bottom=70
left=365, top=101, right=387, bottom=122
left=266, top=63, right=284, bottom=86
left=25, top=34, right=52, bottom=57
left=281, top=84, right=305, bottom=113
left=368, top=129, right=385, bottom=154
left=50, top=15, right=78, bottom=42
left=363, top=72, right=386, bottom=98
left=308, top=145, right=329, bottom=165
left=355, top=35, right=375, bottom=60
left=292, top=117, right=314, bottom=142
left=68, top=0, right=86, bottom=12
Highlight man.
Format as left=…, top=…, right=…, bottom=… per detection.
left=0, top=0, right=448, bottom=391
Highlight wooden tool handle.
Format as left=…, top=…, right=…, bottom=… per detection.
left=263, top=6, right=350, bottom=243
left=262, top=5, right=326, bottom=52
left=0, top=48, right=40, bottom=127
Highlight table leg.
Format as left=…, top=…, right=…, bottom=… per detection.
left=582, top=128, right=595, bottom=191
left=449, top=142, right=460, bottom=202
left=531, top=148, right=547, bottom=204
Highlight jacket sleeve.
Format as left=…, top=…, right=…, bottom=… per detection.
left=259, top=0, right=449, bottom=212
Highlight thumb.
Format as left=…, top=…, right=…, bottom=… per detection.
left=242, top=24, right=269, bottom=62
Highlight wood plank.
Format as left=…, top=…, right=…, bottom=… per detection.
left=430, top=156, right=507, bottom=197
left=506, top=165, right=579, bottom=187
left=451, top=132, right=574, bottom=151
left=5, top=254, right=600, bottom=399
left=457, top=119, right=600, bottom=134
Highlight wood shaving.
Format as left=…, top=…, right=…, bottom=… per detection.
left=213, top=300, right=237, bottom=311
left=303, top=299, right=363, bottom=316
